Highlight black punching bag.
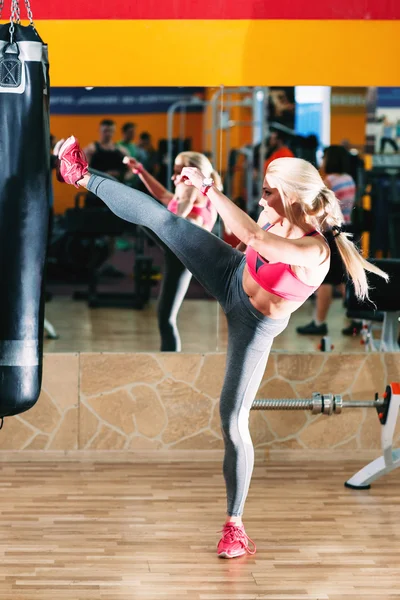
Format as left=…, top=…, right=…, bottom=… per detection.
left=0, top=23, right=50, bottom=419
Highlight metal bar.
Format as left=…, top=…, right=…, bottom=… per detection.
left=251, top=395, right=384, bottom=414
left=269, top=120, right=296, bottom=136
left=205, top=101, right=255, bottom=109
left=178, top=105, right=186, bottom=154
left=209, top=86, right=254, bottom=170
left=166, top=101, right=181, bottom=191
left=210, top=88, right=222, bottom=165
left=259, top=87, right=268, bottom=206
left=166, top=98, right=207, bottom=190
left=343, top=401, right=383, bottom=408
left=204, top=119, right=263, bottom=134
left=253, top=399, right=383, bottom=409
left=225, top=121, right=231, bottom=198
left=224, top=120, right=262, bottom=127
left=252, top=399, right=313, bottom=410
left=246, top=144, right=254, bottom=215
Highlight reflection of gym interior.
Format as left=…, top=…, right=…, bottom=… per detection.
left=2, top=5, right=400, bottom=599
left=46, top=86, right=400, bottom=352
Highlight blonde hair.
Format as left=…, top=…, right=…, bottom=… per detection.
left=266, top=157, right=388, bottom=300
left=176, top=151, right=223, bottom=191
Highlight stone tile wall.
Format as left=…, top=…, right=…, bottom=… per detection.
left=0, top=352, right=399, bottom=455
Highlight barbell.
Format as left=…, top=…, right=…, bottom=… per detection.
left=251, top=390, right=389, bottom=419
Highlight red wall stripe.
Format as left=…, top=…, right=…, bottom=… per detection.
left=15, top=0, right=400, bottom=20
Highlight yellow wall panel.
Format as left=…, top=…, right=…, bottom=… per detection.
left=26, top=20, right=400, bottom=87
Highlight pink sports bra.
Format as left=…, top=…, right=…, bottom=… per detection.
left=167, top=197, right=216, bottom=231
left=245, top=223, right=322, bottom=302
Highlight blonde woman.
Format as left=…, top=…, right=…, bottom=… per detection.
left=125, top=151, right=221, bottom=351
left=57, top=138, right=388, bottom=559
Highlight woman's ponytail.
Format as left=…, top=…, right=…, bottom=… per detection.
left=320, top=188, right=388, bottom=300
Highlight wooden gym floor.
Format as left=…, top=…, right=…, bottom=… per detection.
left=0, top=460, right=399, bottom=599
left=44, top=296, right=371, bottom=353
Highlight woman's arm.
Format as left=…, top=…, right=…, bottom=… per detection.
left=249, top=229, right=328, bottom=268
left=124, top=157, right=173, bottom=206
left=181, top=167, right=328, bottom=268
left=209, top=185, right=327, bottom=267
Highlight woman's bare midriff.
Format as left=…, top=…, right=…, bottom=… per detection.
left=242, top=265, right=310, bottom=319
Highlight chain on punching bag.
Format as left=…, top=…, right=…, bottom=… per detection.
left=0, top=0, right=50, bottom=421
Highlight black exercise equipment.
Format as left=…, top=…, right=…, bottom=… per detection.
left=345, top=258, right=400, bottom=351
left=46, top=212, right=111, bottom=281
left=0, top=18, right=50, bottom=420
left=356, top=155, right=400, bottom=257
left=268, top=122, right=319, bottom=166
left=65, top=192, right=156, bottom=309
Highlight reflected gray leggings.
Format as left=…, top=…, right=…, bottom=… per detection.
left=157, top=251, right=192, bottom=352
left=141, top=228, right=193, bottom=351
left=88, top=175, right=289, bottom=516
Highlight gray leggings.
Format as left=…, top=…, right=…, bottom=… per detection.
left=157, top=251, right=192, bottom=352
left=88, top=175, right=289, bottom=516
left=142, top=228, right=193, bottom=352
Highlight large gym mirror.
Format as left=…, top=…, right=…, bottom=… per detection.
left=46, top=86, right=224, bottom=352
left=216, top=86, right=400, bottom=353
left=45, top=86, right=400, bottom=354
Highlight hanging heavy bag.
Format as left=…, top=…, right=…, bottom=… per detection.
left=0, top=2, right=50, bottom=421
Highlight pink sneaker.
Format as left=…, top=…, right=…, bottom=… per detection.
left=217, top=522, right=256, bottom=558
left=57, top=136, right=89, bottom=187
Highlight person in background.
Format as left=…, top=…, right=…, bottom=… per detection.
left=296, top=145, right=358, bottom=337
left=118, top=122, right=139, bottom=159
left=264, top=131, right=294, bottom=171
left=379, top=116, right=399, bottom=154
left=117, top=122, right=141, bottom=187
left=341, top=139, right=364, bottom=183
left=323, top=146, right=356, bottom=225
left=137, top=132, right=159, bottom=176
left=84, top=120, right=130, bottom=277
left=84, top=119, right=129, bottom=183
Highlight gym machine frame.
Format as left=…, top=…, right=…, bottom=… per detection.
left=344, top=257, right=400, bottom=353
left=356, top=154, right=400, bottom=259
left=166, top=87, right=269, bottom=220
left=251, top=382, right=400, bottom=490
left=207, top=86, right=268, bottom=215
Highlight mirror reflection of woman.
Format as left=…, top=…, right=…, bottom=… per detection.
left=125, top=152, right=221, bottom=352
left=57, top=137, right=388, bottom=559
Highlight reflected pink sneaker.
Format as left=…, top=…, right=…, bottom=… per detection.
left=217, top=522, right=256, bottom=558
left=57, top=136, right=88, bottom=187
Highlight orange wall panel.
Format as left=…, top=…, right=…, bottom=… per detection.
left=330, top=114, right=367, bottom=151
left=330, top=87, right=367, bottom=151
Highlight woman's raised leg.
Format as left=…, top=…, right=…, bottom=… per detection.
left=87, top=174, right=243, bottom=307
